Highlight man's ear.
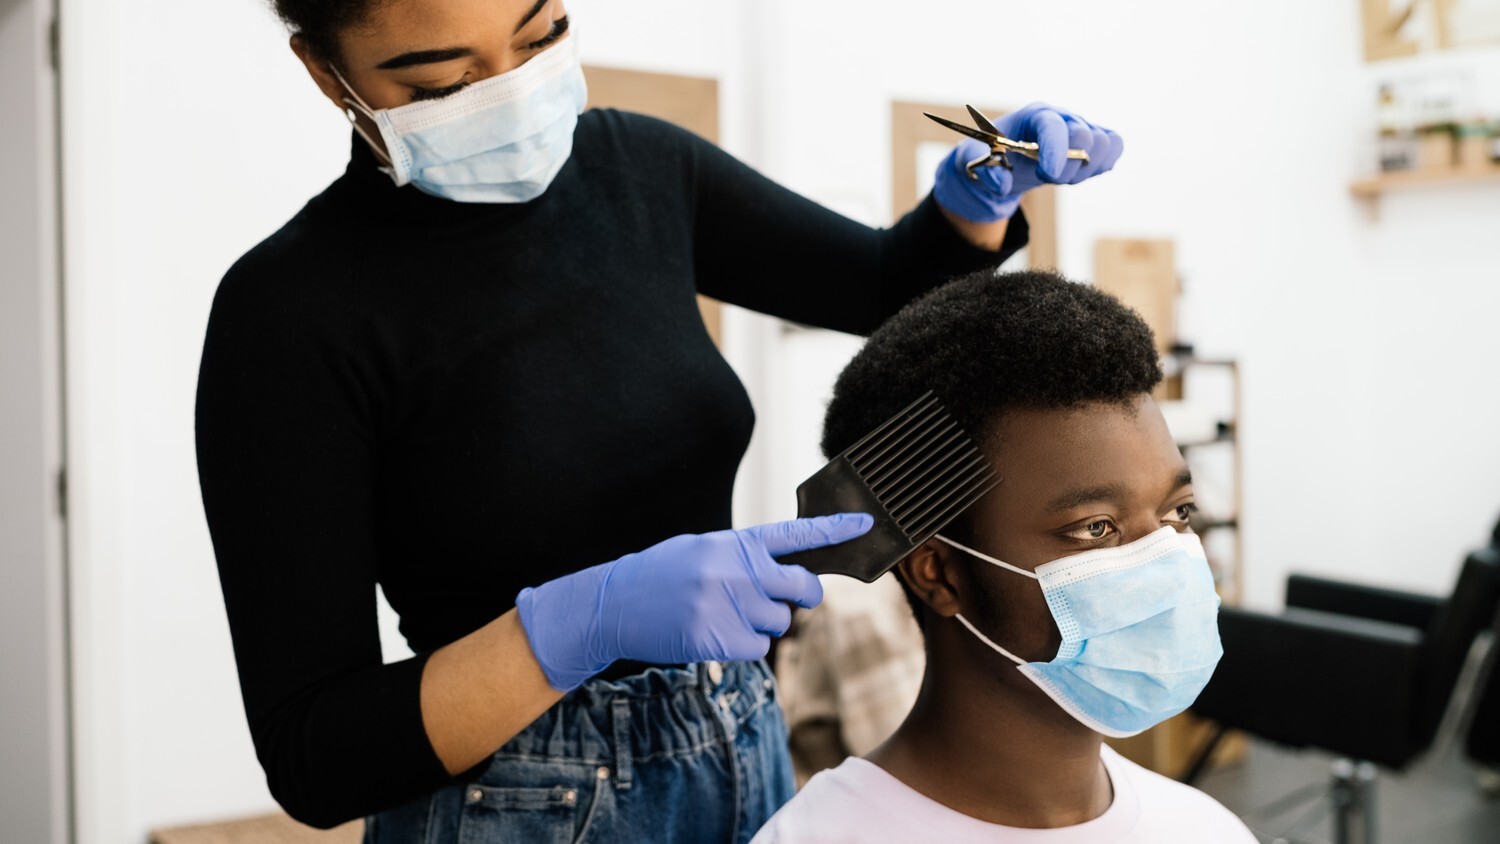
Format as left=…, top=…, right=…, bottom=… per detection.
left=896, top=539, right=966, bottom=619
left=291, top=34, right=348, bottom=111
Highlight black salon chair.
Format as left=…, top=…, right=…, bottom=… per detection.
left=1187, top=540, right=1500, bottom=843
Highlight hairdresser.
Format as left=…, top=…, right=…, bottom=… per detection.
left=194, top=1, right=1122, bottom=840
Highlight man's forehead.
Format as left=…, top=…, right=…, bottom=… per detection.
left=981, top=398, right=1187, bottom=503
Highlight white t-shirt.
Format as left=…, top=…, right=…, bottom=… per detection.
left=751, top=746, right=1255, bottom=843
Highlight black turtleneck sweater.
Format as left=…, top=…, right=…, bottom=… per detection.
left=195, top=109, right=1026, bottom=828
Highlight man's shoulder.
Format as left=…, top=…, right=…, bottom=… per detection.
left=751, top=759, right=925, bottom=844
left=1103, top=747, right=1257, bottom=841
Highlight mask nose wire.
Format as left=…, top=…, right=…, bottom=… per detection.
left=329, top=63, right=394, bottom=167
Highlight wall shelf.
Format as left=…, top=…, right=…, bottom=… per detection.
left=1350, top=167, right=1500, bottom=198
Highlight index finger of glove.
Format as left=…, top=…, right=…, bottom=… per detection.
left=745, top=513, right=874, bottom=558
left=1027, top=109, right=1071, bottom=182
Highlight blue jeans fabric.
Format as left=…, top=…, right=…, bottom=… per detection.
left=363, top=660, right=795, bottom=844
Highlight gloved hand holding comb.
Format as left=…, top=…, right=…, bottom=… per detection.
left=933, top=102, right=1124, bottom=223
left=515, top=514, right=872, bottom=692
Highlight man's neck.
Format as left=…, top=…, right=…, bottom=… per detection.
left=866, top=660, right=1112, bottom=828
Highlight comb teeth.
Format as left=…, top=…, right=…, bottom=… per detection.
left=844, top=392, right=999, bottom=542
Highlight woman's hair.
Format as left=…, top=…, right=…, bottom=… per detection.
left=270, top=0, right=381, bottom=60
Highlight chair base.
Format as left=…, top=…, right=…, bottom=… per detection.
left=1230, top=757, right=1379, bottom=844
left=1329, top=759, right=1379, bottom=844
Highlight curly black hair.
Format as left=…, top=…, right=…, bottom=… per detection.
left=821, top=268, right=1163, bottom=622
left=269, top=0, right=383, bottom=60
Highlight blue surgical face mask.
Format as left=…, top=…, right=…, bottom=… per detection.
left=332, top=33, right=587, bottom=203
left=935, top=526, right=1223, bottom=738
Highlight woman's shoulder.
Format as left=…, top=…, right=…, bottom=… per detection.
left=577, top=107, right=713, bottom=157
left=209, top=198, right=359, bottom=340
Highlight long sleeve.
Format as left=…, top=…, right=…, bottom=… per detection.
left=195, top=254, right=450, bottom=828
left=685, top=128, right=1028, bottom=335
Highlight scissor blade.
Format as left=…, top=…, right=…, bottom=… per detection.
left=965, top=105, right=1003, bottom=138
left=923, top=112, right=997, bottom=146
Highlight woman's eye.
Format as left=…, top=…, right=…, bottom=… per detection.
left=526, top=14, right=570, bottom=50
left=409, top=80, right=471, bottom=102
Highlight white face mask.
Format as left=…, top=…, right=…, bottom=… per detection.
left=332, top=33, right=588, bottom=203
left=936, top=526, right=1223, bottom=738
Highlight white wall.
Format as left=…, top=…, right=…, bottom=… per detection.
left=741, top=0, right=1500, bottom=610
left=59, top=0, right=1500, bottom=841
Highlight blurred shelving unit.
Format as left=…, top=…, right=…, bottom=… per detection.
left=1166, top=354, right=1244, bottom=608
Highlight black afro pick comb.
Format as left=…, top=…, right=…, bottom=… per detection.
left=778, top=392, right=999, bottom=582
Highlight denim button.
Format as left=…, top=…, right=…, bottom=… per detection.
left=563, top=789, right=578, bottom=806
left=596, top=766, right=611, bottom=781
left=468, top=789, right=482, bottom=802
left=706, top=661, right=724, bottom=686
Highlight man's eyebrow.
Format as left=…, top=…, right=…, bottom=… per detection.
left=1046, top=483, right=1128, bottom=513
left=376, top=47, right=474, bottom=70
left=514, top=0, right=550, bottom=34
left=1173, top=467, right=1194, bottom=489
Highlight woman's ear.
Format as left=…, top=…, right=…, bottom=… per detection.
left=897, top=539, right=966, bottom=619
left=290, top=34, right=347, bottom=111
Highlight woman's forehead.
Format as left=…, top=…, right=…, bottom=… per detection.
left=342, top=0, right=550, bottom=61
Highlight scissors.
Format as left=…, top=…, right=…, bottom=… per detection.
left=924, top=105, right=1091, bottom=180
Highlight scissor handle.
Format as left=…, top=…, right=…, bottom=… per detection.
left=963, top=146, right=1091, bottom=180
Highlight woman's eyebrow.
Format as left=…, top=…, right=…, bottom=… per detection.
left=514, top=0, right=549, bottom=34
left=374, top=1, right=549, bottom=70
left=376, top=47, right=474, bottom=70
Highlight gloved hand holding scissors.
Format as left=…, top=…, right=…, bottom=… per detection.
left=515, top=513, right=873, bottom=691
left=932, top=102, right=1124, bottom=223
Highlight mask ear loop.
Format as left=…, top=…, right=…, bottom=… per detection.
left=329, top=64, right=394, bottom=168
left=932, top=535, right=1037, bottom=666
left=933, top=535, right=1038, bottom=579
left=954, top=614, right=1028, bottom=666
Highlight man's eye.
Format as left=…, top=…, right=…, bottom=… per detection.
left=1066, top=520, right=1116, bottom=542
left=1167, top=503, right=1199, bottom=524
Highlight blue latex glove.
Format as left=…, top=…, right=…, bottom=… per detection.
left=933, top=102, right=1125, bottom=223
left=515, top=513, right=873, bottom=691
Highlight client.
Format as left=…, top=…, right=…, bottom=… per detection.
left=755, top=269, right=1253, bottom=842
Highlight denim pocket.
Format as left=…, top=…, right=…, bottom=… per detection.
left=457, top=778, right=603, bottom=844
